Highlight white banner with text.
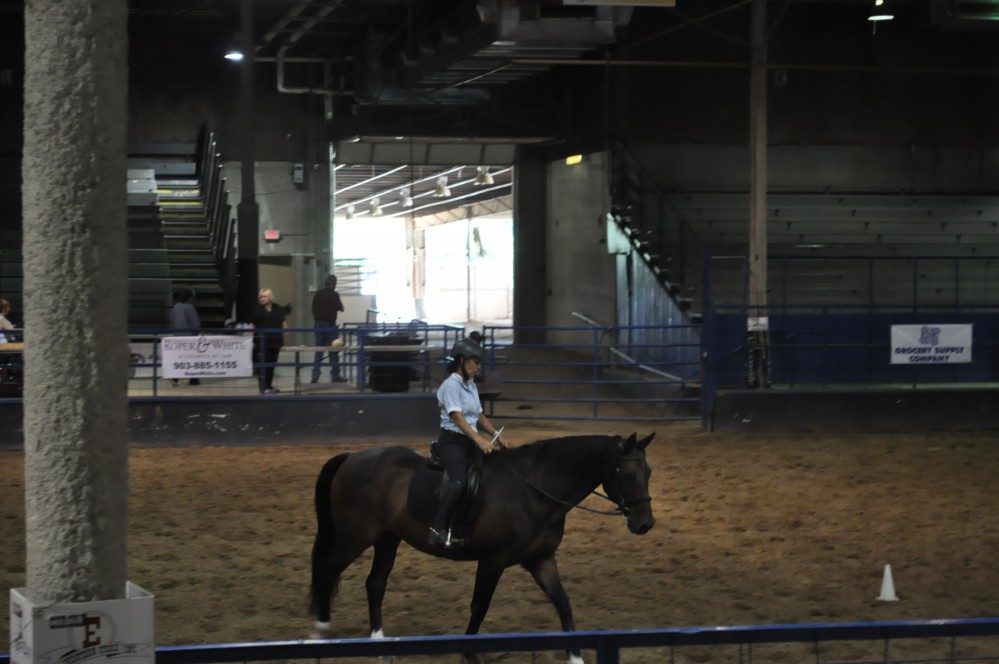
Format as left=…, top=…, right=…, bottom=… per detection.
left=890, top=324, right=972, bottom=365
left=161, top=335, right=254, bottom=378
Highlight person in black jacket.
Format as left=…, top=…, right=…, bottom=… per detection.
left=251, top=288, right=289, bottom=394
left=311, top=275, right=346, bottom=383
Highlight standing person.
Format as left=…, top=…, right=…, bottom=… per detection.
left=0, top=298, right=14, bottom=344
left=170, top=288, right=201, bottom=385
left=251, top=288, right=290, bottom=394
left=311, top=274, right=346, bottom=383
left=428, top=337, right=506, bottom=547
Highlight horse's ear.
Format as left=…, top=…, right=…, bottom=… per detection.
left=623, top=433, right=638, bottom=449
left=637, top=432, right=654, bottom=450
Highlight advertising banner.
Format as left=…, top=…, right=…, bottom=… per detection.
left=161, top=335, right=253, bottom=379
left=890, top=324, right=972, bottom=364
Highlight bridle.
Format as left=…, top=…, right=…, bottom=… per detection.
left=499, top=445, right=652, bottom=518
left=590, top=452, right=653, bottom=518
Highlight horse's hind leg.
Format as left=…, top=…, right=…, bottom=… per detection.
left=522, top=555, right=584, bottom=664
left=311, top=537, right=372, bottom=638
left=366, top=532, right=400, bottom=638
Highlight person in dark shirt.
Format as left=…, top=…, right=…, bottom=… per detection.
left=251, top=288, right=290, bottom=394
left=311, top=275, right=346, bottom=383
left=170, top=288, right=201, bottom=386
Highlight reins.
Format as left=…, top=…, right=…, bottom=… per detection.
left=496, top=452, right=651, bottom=517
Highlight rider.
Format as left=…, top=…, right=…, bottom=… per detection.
left=428, top=337, right=506, bottom=546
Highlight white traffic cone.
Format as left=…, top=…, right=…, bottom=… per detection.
left=877, top=564, right=899, bottom=601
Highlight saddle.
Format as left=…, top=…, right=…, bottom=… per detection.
left=406, top=443, right=485, bottom=542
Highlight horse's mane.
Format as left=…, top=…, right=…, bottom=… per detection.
left=500, top=435, right=618, bottom=472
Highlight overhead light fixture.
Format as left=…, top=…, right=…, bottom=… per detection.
left=399, top=189, right=413, bottom=208
left=369, top=198, right=382, bottom=216
left=868, top=0, right=894, bottom=28
left=565, top=154, right=583, bottom=166
left=345, top=204, right=355, bottom=220
left=434, top=176, right=451, bottom=197
left=223, top=34, right=244, bottom=62
left=473, top=167, right=495, bottom=186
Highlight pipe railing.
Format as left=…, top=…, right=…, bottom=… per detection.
left=5, top=617, right=996, bottom=664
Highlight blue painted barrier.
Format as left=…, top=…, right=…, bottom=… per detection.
left=6, top=618, right=996, bottom=664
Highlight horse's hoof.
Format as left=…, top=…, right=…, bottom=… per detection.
left=461, top=654, right=480, bottom=664
left=369, top=629, right=392, bottom=663
left=310, top=621, right=331, bottom=640
left=567, top=653, right=585, bottom=664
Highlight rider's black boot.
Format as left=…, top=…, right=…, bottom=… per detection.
left=428, top=480, right=465, bottom=546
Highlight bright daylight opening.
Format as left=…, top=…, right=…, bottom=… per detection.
left=333, top=215, right=514, bottom=326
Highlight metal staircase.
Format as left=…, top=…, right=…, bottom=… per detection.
left=126, top=125, right=233, bottom=329
left=609, top=143, right=704, bottom=324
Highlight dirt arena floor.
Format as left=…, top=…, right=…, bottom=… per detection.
left=2, top=420, right=998, bottom=663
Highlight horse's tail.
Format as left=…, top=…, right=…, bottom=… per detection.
left=309, top=453, right=350, bottom=619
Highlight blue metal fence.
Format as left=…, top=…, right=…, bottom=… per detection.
left=5, top=618, right=997, bottom=664
left=480, top=323, right=701, bottom=422
left=706, top=310, right=999, bottom=389
left=702, top=255, right=999, bottom=392
left=3, top=323, right=706, bottom=422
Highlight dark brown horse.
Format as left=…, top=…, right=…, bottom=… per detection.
left=309, top=432, right=655, bottom=664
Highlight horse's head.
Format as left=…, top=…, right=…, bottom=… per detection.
left=603, top=432, right=656, bottom=535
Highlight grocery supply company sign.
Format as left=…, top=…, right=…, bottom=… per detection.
left=162, top=335, right=253, bottom=378
left=890, top=324, right=972, bottom=364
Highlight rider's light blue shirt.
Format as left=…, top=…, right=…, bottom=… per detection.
left=438, top=372, right=482, bottom=433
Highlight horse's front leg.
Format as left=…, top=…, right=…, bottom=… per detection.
left=366, top=532, right=401, bottom=638
left=460, top=561, right=505, bottom=664
left=523, top=555, right=584, bottom=664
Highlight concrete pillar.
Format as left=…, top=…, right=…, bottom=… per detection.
left=21, top=0, right=129, bottom=603
left=747, top=0, right=771, bottom=388
left=513, top=145, right=548, bottom=344
left=236, top=0, right=260, bottom=322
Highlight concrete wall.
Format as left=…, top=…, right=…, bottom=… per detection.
left=0, top=396, right=439, bottom=448
left=224, top=160, right=331, bottom=340
left=629, top=144, right=999, bottom=193
left=712, top=388, right=999, bottom=433
left=223, top=161, right=331, bottom=262
left=546, top=152, right=617, bottom=337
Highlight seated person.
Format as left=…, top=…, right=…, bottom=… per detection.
left=0, top=298, right=15, bottom=344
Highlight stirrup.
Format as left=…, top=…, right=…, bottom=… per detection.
left=428, top=527, right=467, bottom=548
left=428, top=526, right=448, bottom=545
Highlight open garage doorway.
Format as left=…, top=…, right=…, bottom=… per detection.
left=330, top=136, right=540, bottom=329
left=332, top=208, right=513, bottom=329
left=330, top=147, right=515, bottom=329
left=421, top=213, right=513, bottom=327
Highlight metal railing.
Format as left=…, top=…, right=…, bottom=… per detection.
left=1, top=324, right=705, bottom=422
left=115, top=325, right=464, bottom=398
left=5, top=617, right=996, bottom=664
left=480, top=323, right=701, bottom=422
left=195, top=124, right=235, bottom=317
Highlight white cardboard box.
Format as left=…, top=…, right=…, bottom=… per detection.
left=10, top=583, right=154, bottom=664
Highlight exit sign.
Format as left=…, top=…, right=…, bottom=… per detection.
left=264, top=229, right=281, bottom=242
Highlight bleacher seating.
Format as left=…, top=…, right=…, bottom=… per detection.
left=126, top=135, right=229, bottom=328
left=0, top=128, right=231, bottom=330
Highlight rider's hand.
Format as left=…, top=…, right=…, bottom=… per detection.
left=476, top=435, right=494, bottom=454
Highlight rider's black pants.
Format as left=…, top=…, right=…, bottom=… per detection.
left=431, top=429, right=474, bottom=531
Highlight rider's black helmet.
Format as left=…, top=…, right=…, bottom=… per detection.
left=451, top=338, right=483, bottom=360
